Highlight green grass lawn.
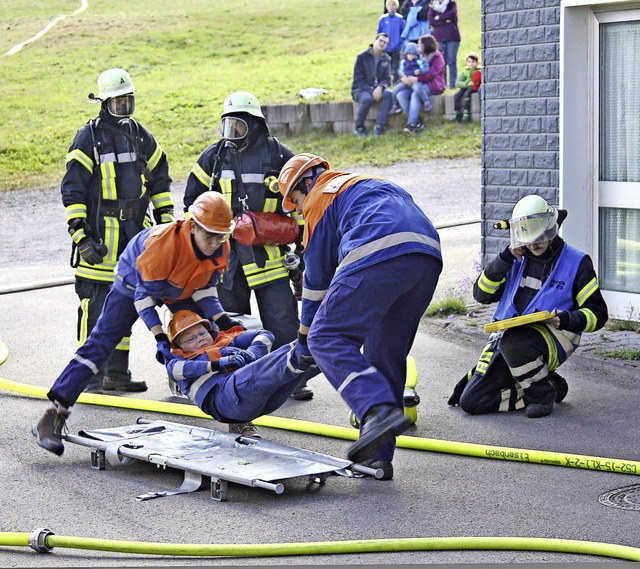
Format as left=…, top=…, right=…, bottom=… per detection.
left=0, top=0, right=481, bottom=191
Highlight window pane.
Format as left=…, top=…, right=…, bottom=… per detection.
left=598, top=207, right=640, bottom=293
left=599, top=22, right=640, bottom=182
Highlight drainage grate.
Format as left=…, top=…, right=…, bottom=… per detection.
left=598, top=484, right=640, bottom=511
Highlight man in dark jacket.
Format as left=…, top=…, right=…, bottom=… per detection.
left=351, top=33, right=393, bottom=137
left=448, top=195, right=609, bottom=418
left=61, top=67, right=174, bottom=394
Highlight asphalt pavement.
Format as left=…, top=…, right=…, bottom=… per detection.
left=1, top=159, right=639, bottom=567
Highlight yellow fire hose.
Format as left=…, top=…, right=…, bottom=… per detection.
left=1, top=339, right=640, bottom=561
left=0, top=529, right=639, bottom=561
left=1, top=373, right=639, bottom=477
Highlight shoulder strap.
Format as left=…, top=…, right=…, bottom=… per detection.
left=208, top=139, right=228, bottom=191
left=267, top=136, right=287, bottom=170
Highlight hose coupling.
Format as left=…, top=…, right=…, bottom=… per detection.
left=283, top=252, right=300, bottom=271
left=28, top=528, right=54, bottom=553
left=403, top=388, right=421, bottom=408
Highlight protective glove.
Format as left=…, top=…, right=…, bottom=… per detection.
left=154, top=207, right=175, bottom=224
left=447, top=374, right=470, bottom=406
left=288, top=333, right=317, bottom=371
left=77, top=237, right=108, bottom=265
left=155, top=333, right=171, bottom=365
left=219, top=353, right=248, bottom=371
left=215, top=313, right=245, bottom=331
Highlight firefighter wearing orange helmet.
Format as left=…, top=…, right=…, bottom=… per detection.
left=32, top=193, right=247, bottom=457
left=277, top=153, right=443, bottom=479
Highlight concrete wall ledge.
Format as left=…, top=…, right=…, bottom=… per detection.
left=263, top=93, right=480, bottom=135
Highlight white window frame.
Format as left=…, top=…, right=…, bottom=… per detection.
left=561, top=0, right=640, bottom=320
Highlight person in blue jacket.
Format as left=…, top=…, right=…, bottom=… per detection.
left=277, top=153, right=442, bottom=479
left=448, top=195, right=609, bottom=418
left=164, top=310, right=319, bottom=437
left=377, top=0, right=406, bottom=83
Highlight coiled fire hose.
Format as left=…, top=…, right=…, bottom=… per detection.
left=1, top=339, right=639, bottom=562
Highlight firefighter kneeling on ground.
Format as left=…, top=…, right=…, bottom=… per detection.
left=448, top=195, right=609, bottom=418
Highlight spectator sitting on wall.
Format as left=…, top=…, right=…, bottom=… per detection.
left=390, top=42, right=429, bottom=115
left=396, top=34, right=446, bottom=134
left=451, top=52, right=482, bottom=122
left=351, top=33, right=394, bottom=137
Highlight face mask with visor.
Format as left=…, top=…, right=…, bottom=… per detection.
left=509, top=211, right=558, bottom=248
left=221, top=116, right=249, bottom=141
left=106, top=94, right=135, bottom=118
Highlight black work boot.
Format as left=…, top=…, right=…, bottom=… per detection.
left=549, top=371, right=568, bottom=403
left=102, top=371, right=148, bottom=392
left=524, top=377, right=556, bottom=418
left=290, top=379, right=313, bottom=401
left=347, top=404, right=410, bottom=464
left=361, top=459, right=394, bottom=480
left=525, top=400, right=554, bottom=418
left=32, top=403, right=70, bottom=456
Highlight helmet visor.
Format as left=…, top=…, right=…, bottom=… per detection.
left=221, top=116, right=248, bottom=141
left=510, top=212, right=558, bottom=247
left=107, top=94, right=135, bottom=117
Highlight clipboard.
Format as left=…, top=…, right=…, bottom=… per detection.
left=484, top=310, right=554, bottom=333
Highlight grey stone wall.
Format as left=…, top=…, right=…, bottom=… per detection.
left=481, top=0, right=561, bottom=259
left=262, top=92, right=480, bottom=135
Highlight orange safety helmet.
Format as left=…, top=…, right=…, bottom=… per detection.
left=168, top=310, right=212, bottom=343
left=278, top=153, right=330, bottom=211
left=188, top=192, right=236, bottom=234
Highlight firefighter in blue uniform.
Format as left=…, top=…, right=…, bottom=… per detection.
left=184, top=92, right=311, bottom=400
left=61, top=67, right=174, bottom=393
left=277, top=153, right=443, bottom=479
left=448, top=195, right=609, bottom=418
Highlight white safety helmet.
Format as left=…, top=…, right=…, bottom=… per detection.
left=509, top=195, right=559, bottom=247
left=220, top=92, right=265, bottom=142
left=96, top=68, right=136, bottom=100
left=92, top=68, right=136, bottom=118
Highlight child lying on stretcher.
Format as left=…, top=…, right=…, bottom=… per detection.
left=163, top=310, right=319, bottom=437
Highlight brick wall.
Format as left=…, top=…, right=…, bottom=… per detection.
left=481, top=0, right=561, bottom=260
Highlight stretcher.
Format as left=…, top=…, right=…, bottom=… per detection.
left=63, top=418, right=383, bottom=502
left=483, top=310, right=554, bottom=333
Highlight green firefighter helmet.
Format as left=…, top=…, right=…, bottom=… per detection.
left=96, top=68, right=136, bottom=100
left=509, top=195, right=559, bottom=247
left=221, top=91, right=265, bottom=119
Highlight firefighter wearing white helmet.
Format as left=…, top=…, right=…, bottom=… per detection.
left=183, top=92, right=311, bottom=399
left=94, top=67, right=137, bottom=117
left=276, top=153, right=443, bottom=478
left=449, top=194, right=609, bottom=419
left=60, top=67, right=174, bottom=394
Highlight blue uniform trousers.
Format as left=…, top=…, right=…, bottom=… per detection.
left=49, top=287, right=140, bottom=408
left=307, top=253, right=441, bottom=461
left=202, top=343, right=321, bottom=423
